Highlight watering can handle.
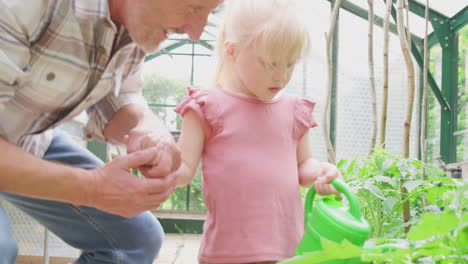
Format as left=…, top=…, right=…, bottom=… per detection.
left=304, top=179, right=362, bottom=224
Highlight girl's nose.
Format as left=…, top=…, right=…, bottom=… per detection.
left=273, top=69, right=288, bottom=83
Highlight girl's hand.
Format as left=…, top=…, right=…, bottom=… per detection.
left=313, top=162, right=342, bottom=195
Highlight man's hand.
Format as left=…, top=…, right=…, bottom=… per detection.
left=85, top=148, right=176, bottom=218
left=125, top=129, right=182, bottom=178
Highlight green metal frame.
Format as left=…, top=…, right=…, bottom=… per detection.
left=386, top=0, right=466, bottom=163
left=144, top=39, right=214, bottom=62
left=326, top=0, right=466, bottom=163
left=327, top=0, right=422, bottom=42
left=86, top=141, right=107, bottom=162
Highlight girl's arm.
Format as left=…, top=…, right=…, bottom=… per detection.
left=297, top=130, right=342, bottom=194
left=175, top=110, right=205, bottom=187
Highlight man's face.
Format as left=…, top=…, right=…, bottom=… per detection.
left=125, top=0, right=222, bottom=54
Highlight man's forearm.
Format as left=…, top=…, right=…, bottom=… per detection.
left=0, top=138, right=92, bottom=205
left=103, top=104, right=173, bottom=145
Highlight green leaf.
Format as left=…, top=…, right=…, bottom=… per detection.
left=374, top=175, right=396, bottom=185
left=404, top=180, right=424, bottom=193
left=382, top=197, right=399, bottom=213
left=455, top=223, right=468, bottom=252
left=279, top=239, right=363, bottom=264
left=408, top=210, right=460, bottom=240
left=361, top=242, right=412, bottom=263
left=414, top=237, right=455, bottom=260
left=367, top=184, right=386, bottom=200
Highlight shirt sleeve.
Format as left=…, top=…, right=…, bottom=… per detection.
left=174, top=86, right=221, bottom=139
left=84, top=61, right=148, bottom=141
left=293, top=97, right=318, bottom=140
left=0, top=1, right=35, bottom=141
left=0, top=0, right=35, bottom=106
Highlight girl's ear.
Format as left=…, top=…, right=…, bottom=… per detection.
left=224, top=42, right=237, bottom=58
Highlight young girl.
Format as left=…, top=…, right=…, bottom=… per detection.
left=146, top=0, right=342, bottom=263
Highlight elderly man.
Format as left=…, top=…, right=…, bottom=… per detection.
left=0, top=0, right=222, bottom=263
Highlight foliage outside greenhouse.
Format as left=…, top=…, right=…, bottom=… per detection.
left=143, top=73, right=206, bottom=211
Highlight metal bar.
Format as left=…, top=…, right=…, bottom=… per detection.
left=145, top=40, right=214, bottom=61
left=43, top=228, right=49, bottom=264
left=145, top=39, right=192, bottom=61
left=86, top=141, right=107, bottom=162
left=410, top=40, right=450, bottom=111
left=427, top=31, right=439, bottom=48
left=450, top=5, right=468, bottom=33
left=190, top=43, right=195, bottom=85
left=439, top=32, right=458, bottom=163
left=156, top=52, right=211, bottom=57
left=186, top=42, right=196, bottom=211
left=197, top=40, right=215, bottom=51
left=148, top=103, right=177, bottom=108
left=404, top=0, right=448, bottom=21
left=326, top=0, right=422, bottom=42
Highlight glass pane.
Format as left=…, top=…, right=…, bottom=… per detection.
left=193, top=55, right=217, bottom=87
left=144, top=54, right=193, bottom=83
left=426, top=45, right=442, bottom=163
left=188, top=166, right=206, bottom=211
left=456, top=26, right=467, bottom=162
left=158, top=184, right=188, bottom=211
left=336, top=8, right=420, bottom=159
left=456, top=134, right=468, bottom=162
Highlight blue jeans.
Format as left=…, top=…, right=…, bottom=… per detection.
left=0, top=130, right=164, bottom=264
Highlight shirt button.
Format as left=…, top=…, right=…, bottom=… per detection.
left=46, top=72, right=55, bottom=81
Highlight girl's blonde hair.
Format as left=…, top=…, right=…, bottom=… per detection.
left=213, top=0, right=311, bottom=84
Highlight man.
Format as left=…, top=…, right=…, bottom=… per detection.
left=0, top=0, right=222, bottom=263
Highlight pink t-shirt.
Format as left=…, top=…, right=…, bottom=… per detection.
left=174, top=86, right=317, bottom=263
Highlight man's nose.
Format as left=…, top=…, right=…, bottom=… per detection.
left=183, top=16, right=208, bottom=41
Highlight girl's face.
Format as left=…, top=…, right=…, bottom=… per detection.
left=229, top=43, right=296, bottom=101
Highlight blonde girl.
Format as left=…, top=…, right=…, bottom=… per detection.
left=145, top=0, right=342, bottom=263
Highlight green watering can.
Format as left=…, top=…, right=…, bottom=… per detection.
left=293, top=179, right=370, bottom=263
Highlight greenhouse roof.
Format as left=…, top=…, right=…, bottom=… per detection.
left=151, top=0, right=467, bottom=58
left=329, top=0, right=467, bottom=39
left=411, top=0, right=466, bottom=17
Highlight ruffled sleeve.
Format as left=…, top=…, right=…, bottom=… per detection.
left=293, top=97, right=318, bottom=140
left=174, top=86, right=220, bottom=138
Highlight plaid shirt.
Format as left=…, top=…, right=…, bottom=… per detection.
left=0, top=0, right=148, bottom=157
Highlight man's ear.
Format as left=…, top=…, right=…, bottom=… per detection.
left=224, top=42, right=237, bottom=58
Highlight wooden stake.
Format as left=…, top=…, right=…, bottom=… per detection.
left=323, top=0, right=342, bottom=164
left=368, top=0, right=377, bottom=155
left=421, top=0, right=430, bottom=207
left=380, top=0, right=393, bottom=148
left=397, top=0, right=415, bottom=233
